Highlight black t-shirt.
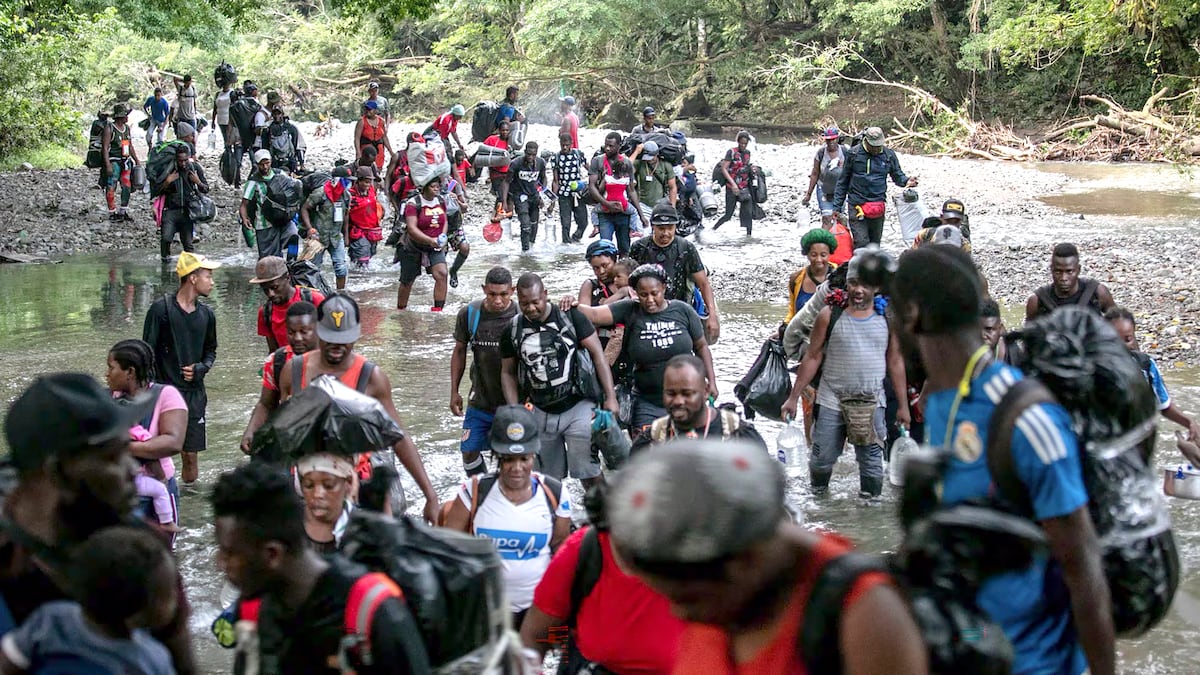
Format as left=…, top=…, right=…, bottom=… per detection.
left=628, top=236, right=705, bottom=303
left=251, top=556, right=429, bottom=675
left=454, top=300, right=519, bottom=413
left=500, top=306, right=596, bottom=413
left=142, top=294, right=218, bottom=391
left=506, top=156, right=546, bottom=200
left=607, top=300, right=704, bottom=401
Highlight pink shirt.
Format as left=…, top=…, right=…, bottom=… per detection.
left=124, top=384, right=187, bottom=481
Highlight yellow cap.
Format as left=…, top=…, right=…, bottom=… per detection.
left=176, top=252, right=221, bottom=279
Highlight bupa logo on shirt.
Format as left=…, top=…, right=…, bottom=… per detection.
left=475, top=528, right=549, bottom=560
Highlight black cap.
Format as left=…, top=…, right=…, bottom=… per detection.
left=650, top=201, right=680, bottom=226
left=488, top=405, right=540, bottom=456
left=4, top=373, right=151, bottom=473
left=642, top=106, right=656, bottom=117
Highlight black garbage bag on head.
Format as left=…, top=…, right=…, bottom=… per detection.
left=471, top=100, right=499, bottom=142
left=735, top=338, right=790, bottom=421
left=250, top=377, right=405, bottom=463
left=993, top=305, right=1179, bottom=637
left=340, top=510, right=507, bottom=668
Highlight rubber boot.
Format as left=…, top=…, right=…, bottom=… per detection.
left=860, top=475, right=883, bottom=499
left=810, top=469, right=833, bottom=496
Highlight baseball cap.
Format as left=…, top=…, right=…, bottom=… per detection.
left=5, top=373, right=152, bottom=473
left=488, top=405, right=540, bottom=456
left=368, top=81, right=380, bottom=89
left=355, top=166, right=374, bottom=180
left=560, top=96, right=576, bottom=106
left=643, top=106, right=656, bottom=117
left=863, top=127, right=886, bottom=148
left=650, top=201, right=680, bottom=226
left=364, top=100, right=379, bottom=110
left=317, top=294, right=362, bottom=343
left=253, top=149, right=271, bottom=164
left=607, top=439, right=786, bottom=565
left=244, top=82, right=258, bottom=93
left=930, top=224, right=964, bottom=248
left=823, top=127, right=840, bottom=139
left=176, top=252, right=220, bottom=279
left=642, top=140, right=659, bottom=158
left=941, top=199, right=966, bottom=219
left=249, top=256, right=287, bottom=284
left=176, top=121, right=196, bottom=138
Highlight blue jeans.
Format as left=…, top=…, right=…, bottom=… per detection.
left=809, top=403, right=885, bottom=482
left=816, top=185, right=839, bottom=212
left=596, top=210, right=632, bottom=255
left=312, top=236, right=349, bottom=280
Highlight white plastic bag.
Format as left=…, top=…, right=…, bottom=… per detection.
left=407, top=135, right=451, bottom=188
left=893, top=188, right=931, bottom=246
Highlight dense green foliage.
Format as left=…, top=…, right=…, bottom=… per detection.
left=1, top=0, right=1197, bottom=164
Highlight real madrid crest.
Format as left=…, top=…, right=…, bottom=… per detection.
left=953, top=420, right=983, bottom=463
left=506, top=423, right=525, bottom=440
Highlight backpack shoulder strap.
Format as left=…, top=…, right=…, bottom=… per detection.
left=650, top=416, right=671, bottom=442
left=356, top=359, right=376, bottom=394
left=984, top=377, right=1056, bottom=517
left=466, top=300, right=482, bottom=342
left=341, top=572, right=404, bottom=668
left=291, top=351, right=305, bottom=393
left=300, top=287, right=314, bottom=304
left=272, top=348, right=289, bottom=390
left=824, top=305, right=845, bottom=345
left=467, top=474, right=498, bottom=532
left=719, top=408, right=741, bottom=440
left=798, top=552, right=889, bottom=675
left=538, top=475, right=563, bottom=515
left=567, top=527, right=603, bottom=627
left=1078, top=278, right=1098, bottom=309
left=1033, top=285, right=1057, bottom=313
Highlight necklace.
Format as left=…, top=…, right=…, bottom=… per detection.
left=669, top=407, right=714, bottom=440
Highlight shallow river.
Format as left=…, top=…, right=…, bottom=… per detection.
left=1, top=160, right=1199, bottom=672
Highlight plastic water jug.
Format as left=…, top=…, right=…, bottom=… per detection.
left=889, top=426, right=918, bottom=487
left=776, top=421, right=804, bottom=467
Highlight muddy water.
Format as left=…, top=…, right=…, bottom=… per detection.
left=1, top=153, right=1199, bottom=671
left=1037, top=163, right=1200, bottom=219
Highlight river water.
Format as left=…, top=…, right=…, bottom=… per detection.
left=1, top=156, right=1199, bottom=671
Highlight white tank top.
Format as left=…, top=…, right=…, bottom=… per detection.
left=458, top=473, right=570, bottom=611
left=215, top=90, right=232, bottom=125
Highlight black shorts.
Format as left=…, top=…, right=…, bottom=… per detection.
left=397, top=243, right=447, bottom=284
left=181, top=387, right=208, bottom=452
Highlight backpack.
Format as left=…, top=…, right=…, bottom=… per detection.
left=751, top=166, right=767, bottom=203
left=85, top=119, right=107, bottom=169
left=339, top=510, right=508, bottom=668
left=230, top=97, right=262, bottom=148
left=288, top=258, right=334, bottom=296
left=987, top=305, right=1179, bottom=637
left=267, top=123, right=296, bottom=165
left=214, top=61, right=237, bottom=88
left=219, top=145, right=238, bottom=186
left=146, top=139, right=190, bottom=195
left=509, top=309, right=602, bottom=410
left=471, top=101, right=499, bottom=143
left=649, top=407, right=742, bottom=442
left=260, top=172, right=303, bottom=226
left=301, top=171, right=331, bottom=201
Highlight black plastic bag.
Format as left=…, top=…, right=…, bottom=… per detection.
left=340, top=510, right=506, bottom=668
left=219, top=146, right=238, bottom=185
left=998, top=306, right=1179, bottom=637
left=752, top=166, right=767, bottom=203
left=735, top=338, right=790, bottom=421
left=261, top=173, right=302, bottom=226
left=288, top=258, right=333, bottom=296
left=250, top=378, right=404, bottom=463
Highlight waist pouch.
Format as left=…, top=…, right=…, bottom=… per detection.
left=839, top=393, right=878, bottom=446
left=856, top=201, right=886, bottom=219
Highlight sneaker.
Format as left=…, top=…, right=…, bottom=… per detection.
left=181, top=480, right=198, bottom=494
left=811, top=485, right=829, bottom=496
left=430, top=306, right=443, bottom=313
left=449, top=271, right=459, bottom=288
left=858, top=490, right=881, bottom=502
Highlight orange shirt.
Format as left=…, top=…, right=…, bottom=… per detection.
left=672, top=534, right=890, bottom=675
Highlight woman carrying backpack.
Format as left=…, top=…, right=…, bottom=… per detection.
left=712, top=130, right=754, bottom=234
left=395, top=175, right=450, bottom=312
left=346, top=167, right=384, bottom=269
left=355, top=101, right=392, bottom=170
left=441, top=405, right=572, bottom=630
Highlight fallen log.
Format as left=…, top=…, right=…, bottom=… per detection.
left=687, top=119, right=820, bottom=134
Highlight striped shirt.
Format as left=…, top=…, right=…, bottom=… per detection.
left=816, top=309, right=889, bottom=409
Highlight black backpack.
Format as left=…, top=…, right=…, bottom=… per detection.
left=85, top=119, right=107, bottom=169
left=988, top=306, right=1179, bottom=637
left=214, top=61, right=237, bottom=88
left=751, top=166, right=767, bottom=203
left=229, top=97, right=262, bottom=147
left=470, top=101, right=499, bottom=143
left=266, top=123, right=296, bottom=165
left=146, top=140, right=190, bottom=195
left=260, top=172, right=302, bottom=226
left=301, top=171, right=331, bottom=201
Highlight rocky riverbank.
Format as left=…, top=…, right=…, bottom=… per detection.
left=2, top=121, right=1197, bottom=366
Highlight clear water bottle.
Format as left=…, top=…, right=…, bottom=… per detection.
left=888, top=426, right=918, bottom=487
left=776, top=421, right=804, bottom=467
left=207, top=130, right=217, bottom=152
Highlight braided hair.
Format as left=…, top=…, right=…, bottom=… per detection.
left=109, top=339, right=156, bottom=387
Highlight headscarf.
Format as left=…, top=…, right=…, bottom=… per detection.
left=801, top=228, right=838, bottom=255
left=296, top=453, right=356, bottom=480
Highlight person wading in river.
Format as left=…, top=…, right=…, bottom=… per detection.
left=781, top=251, right=909, bottom=499
left=143, top=253, right=219, bottom=491
left=1025, top=242, right=1115, bottom=321
left=240, top=301, right=320, bottom=454
left=101, top=103, right=139, bottom=222
left=275, top=294, right=442, bottom=524
left=629, top=201, right=721, bottom=342
left=0, top=373, right=196, bottom=674
left=450, top=266, right=519, bottom=477
left=250, top=256, right=325, bottom=354
left=892, top=244, right=1116, bottom=675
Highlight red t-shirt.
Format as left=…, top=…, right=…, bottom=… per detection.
left=670, top=533, right=890, bottom=675
left=257, top=286, right=325, bottom=349
left=261, top=345, right=294, bottom=392
left=533, top=529, right=683, bottom=674
left=403, top=196, right=448, bottom=239
left=433, top=112, right=457, bottom=141
left=562, top=111, right=580, bottom=149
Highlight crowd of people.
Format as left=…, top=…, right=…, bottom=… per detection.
left=14, top=72, right=1196, bottom=674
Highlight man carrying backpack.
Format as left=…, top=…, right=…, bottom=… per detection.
left=210, top=462, right=430, bottom=674
left=549, top=132, right=589, bottom=243
left=155, top=143, right=209, bottom=263
left=240, top=301, right=320, bottom=454
left=239, top=150, right=298, bottom=260
left=260, top=106, right=305, bottom=174
left=500, top=273, right=618, bottom=490
left=891, top=245, right=1116, bottom=675
left=632, top=355, right=764, bottom=454
left=172, top=74, right=198, bottom=139
left=300, top=165, right=352, bottom=290
left=249, top=256, right=325, bottom=354
left=606, top=439, right=927, bottom=674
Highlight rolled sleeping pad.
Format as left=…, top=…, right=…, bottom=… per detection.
left=509, top=121, right=526, bottom=149
left=130, top=164, right=147, bottom=191
left=699, top=186, right=718, bottom=216
left=472, top=144, right=510, bottom=168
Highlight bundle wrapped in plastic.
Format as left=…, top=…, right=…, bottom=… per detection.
left=408, top=135, right=451, bottom=187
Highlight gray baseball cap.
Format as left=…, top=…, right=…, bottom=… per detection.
left=489, top=405, right=540, bottom=456
left=930, top=224, right=964, bottom=248
left=317, top=294, right=362, bottom=343
left=607, top=439, right=786, bottom=566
